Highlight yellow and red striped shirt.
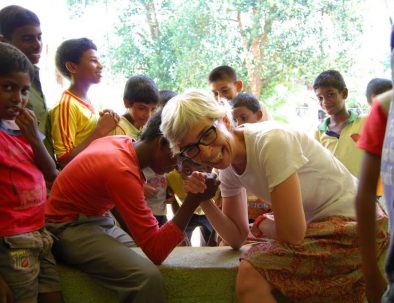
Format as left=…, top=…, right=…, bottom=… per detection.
left=50, top=90, right=97, bottom=162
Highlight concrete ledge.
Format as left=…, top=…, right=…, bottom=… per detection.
left=58, top=244, right=386, bottom=303
left=58, top=246, right=245, bottom=303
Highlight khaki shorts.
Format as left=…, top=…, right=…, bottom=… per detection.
left=0, top=229, right=61, bottom=302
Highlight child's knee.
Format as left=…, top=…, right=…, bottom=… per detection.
left=140, top=263, right=163, bottom=288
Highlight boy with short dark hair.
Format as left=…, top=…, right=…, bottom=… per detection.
left=232, top=92, right=264, bottom=126
left=45, top=109, right=219, bottom=303
left=314, top=69, right=366, bottom=177
left=208, top=65, right=242, bottom=102
left=158, top=89, right=177, bottom=108
left=0, top=5, right=54, bottom=157
left=366, top=78, right=392, bottom=106
left=110, top=75, right=168, bottom=225
left=208, top=65, right=270, bottom=121
left=50, top=37, right=118, bottom=168
left=0, top=42, right=63, bottom=303
left=111, top=75, right=158, bottom=139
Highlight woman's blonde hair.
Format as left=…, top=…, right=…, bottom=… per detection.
left=160, top=89, right=228, bottom=153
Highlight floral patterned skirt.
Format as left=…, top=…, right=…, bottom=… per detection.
left=242, top=214, right=389, bottom=303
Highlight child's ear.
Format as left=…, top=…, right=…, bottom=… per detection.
left=235, top=80, right=243, bottom=92
left=342, top=88, right=349, bottom=99
left=65, top=62, right=77, bottom=74
left=123, top=98, right=130, bottom=108
left=256, top=110, right=263, bottom=121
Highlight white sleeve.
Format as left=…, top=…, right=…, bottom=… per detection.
left=219, top=167, right=244, bottom=197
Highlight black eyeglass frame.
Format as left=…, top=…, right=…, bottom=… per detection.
left=179, top=120, right=218, bottom=159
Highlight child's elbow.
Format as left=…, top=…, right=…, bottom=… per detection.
left=150, top=254, right=166, bottom=265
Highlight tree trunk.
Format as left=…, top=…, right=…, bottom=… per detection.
left=141, top=0, right=160, bottom=40
left=237, top=7, right=273, bottom=97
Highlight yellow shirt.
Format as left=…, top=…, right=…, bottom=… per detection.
left=166, top=170, right=206, bottom=215
left=109, top=116, right=141, bottom=140
left=50, top=90, right=97, bottom=162
left=315, top=110, right=366, bottom=178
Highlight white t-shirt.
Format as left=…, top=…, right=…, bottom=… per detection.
left=219, top=121, right=357, bottom=223
left=143, top=167, right=167, bottom=216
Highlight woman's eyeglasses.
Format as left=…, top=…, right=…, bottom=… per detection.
left=180, top=121, right=218, bottom=159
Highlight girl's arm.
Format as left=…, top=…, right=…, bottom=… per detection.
left=16, top=108, right=57, bottom=183
left=253, top=173, right=306, bottom=244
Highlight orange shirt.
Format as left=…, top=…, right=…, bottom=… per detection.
left=0, top=125, right=46, bottom=236
left=46, top=136, right=184, bottom=264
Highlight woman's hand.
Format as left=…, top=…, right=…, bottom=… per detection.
left=183, top=171, right=209, bottom=194
left=186, top=173, right=220, bottom=203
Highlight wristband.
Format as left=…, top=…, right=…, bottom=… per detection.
left=254, top=214, right=267, bottom=238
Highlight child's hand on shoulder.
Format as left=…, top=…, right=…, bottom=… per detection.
left=96, top=110, right=119, bottom=136
left=99, top=109, right=120, bottom=122
left=15, top=108, right=41, bottom=145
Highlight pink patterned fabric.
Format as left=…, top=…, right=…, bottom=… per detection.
left=242, top=214, right=389, bottom=303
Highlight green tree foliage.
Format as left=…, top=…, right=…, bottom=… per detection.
left=109, top=0, right=364, bottom=110
left=66, top=0, right=365, bottom=112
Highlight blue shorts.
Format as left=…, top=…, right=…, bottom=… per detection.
left=0, top=229, right=61, bottom=302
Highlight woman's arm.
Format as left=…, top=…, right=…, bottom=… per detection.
left=201, top=190, right=249, bottom=250
left=255, top=173, right=306, bottom=244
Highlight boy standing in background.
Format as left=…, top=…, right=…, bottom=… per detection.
left=232, top=92, right=265, bottom=127
left=50, top=38, right=118, bottom=168
left=0, top=5, right=54, bottom=157
left=111, top=75, right=158, bottom=138
left=110, top=75, right=168, bottom=225
left=366, top=78, right=392, bottom=107
left=208, top=65, right=270, bottom=120
left=314, top=69, right=365, bottom=178
left=208, top=65, right=243, bottom=102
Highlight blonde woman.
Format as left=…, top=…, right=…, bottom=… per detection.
left=160, top=89, right=388, bottom=303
